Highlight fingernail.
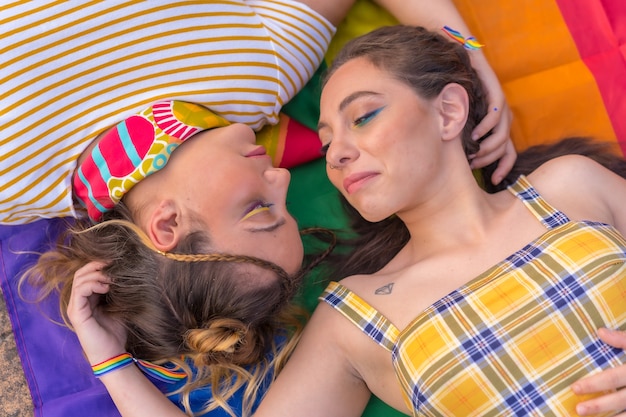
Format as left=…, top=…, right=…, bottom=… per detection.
left=472, top=134, right=479, bottom=141
left=576, top=403, right=586, bottom=415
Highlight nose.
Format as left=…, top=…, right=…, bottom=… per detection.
left=325, top=133, right=359, bottom=169
left=264, top=166, right=291, bottom=186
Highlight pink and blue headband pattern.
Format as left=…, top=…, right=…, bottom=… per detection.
left=74, top=101, right=229, bottom=221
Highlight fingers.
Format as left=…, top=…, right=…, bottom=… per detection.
left=488, top=141, right=517, bottom=185
left=572, top=329, right=626, bottom=393
left=468, top=98, right=516, bottom=185
left=470, top=102, right=513, bottom=155
left=68, top=261, right=128, bottom=364
left=573, top=364, right=626, bottom=395
left=469, top=136, right=507, bottom=168
left=471, top=93, right=512, bottom=142
left=67, top=261, right=111, bottom=327
left=471, top=103, right=505, bottom=142
left=598, top=328, right=626, bottom=350
left=572, top=328, right=626, bottom=416
left=575, top=386, right=626, bottom=416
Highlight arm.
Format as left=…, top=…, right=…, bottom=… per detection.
left=373, top=0, right=516, bottom=184
left=68, top=262, right=186, bottom=417
left=296, top=0, right=356, bottom=26
left=254, top=303, right=372, bottom=417
left=573, top=328, right=626, bottom=416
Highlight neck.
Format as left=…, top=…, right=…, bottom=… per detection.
left=397, top=165, right=504, bottom=261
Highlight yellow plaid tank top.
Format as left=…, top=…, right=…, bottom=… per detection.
left=321, top=175, right=626, bottom=416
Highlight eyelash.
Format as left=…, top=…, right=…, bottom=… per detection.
left=319, top=107, right=385, bottom=155
left=242, top=201, right=274, bottom=221
left=353, top=107, right=384, bottom=127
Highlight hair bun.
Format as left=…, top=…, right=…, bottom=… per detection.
left=185, top=318, right=248, bottom=358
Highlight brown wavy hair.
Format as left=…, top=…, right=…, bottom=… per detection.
left=21, top=203, right=335, bottom=417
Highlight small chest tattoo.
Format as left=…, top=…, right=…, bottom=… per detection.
left=374, top=282, right=394, bottom=295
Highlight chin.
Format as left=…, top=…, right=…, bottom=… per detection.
left=357, top=209, right=388, bottom=224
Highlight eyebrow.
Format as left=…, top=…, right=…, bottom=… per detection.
left=317, top=90, right=382, bottom=132
left=247, top=217, right=286, bottom=233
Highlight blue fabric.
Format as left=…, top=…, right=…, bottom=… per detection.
left=159, top=358, right=274, bottom=416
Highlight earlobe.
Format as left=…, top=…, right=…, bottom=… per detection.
left=438, top=83, right=469, bottom=140
left=147, top=200, right=182, bottom=252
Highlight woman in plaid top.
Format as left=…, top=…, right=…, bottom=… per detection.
left=256, top=25, right=626, bottom=417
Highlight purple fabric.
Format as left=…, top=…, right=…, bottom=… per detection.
left=0, top=219, right=120, bottom=417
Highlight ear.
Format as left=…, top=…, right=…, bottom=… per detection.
left=437, top=83, right=469, bottom=141
left=146, top=200, right=183, bottom=252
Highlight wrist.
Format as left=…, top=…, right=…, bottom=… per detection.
left=91, top=353, right=134, bottom=378
left=90, top=352, right=188, bottom=383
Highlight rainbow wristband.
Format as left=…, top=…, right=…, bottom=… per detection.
left=91, top=353, right=134, bottom=378
left=91, top=352, right=188, bottom=382
left=442, top=25, right=484, bottom=50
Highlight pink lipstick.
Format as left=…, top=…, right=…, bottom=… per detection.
left=343, top=171, right=379, bottom=194
left=246, top=146, right=268, bottom=158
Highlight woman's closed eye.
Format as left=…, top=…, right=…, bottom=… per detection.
left=242, top=201, right=274, bottom=221
left=353, top=106, right=385, bottom=127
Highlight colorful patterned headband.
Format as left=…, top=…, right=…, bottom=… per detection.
left=442, top=26, right=484, bottom=50
left=74, top=101, right=229, bottom=221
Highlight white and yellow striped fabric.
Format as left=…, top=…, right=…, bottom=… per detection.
left=321, top=176, right=626, bottom=417
left=0, top=0, right=334, bottom=224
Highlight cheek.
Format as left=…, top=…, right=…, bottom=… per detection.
left=262, top=219, right=303, bottom=275
left=283, top=217, right=304, bottom=272
left=326, top=168, right=343, bottom=191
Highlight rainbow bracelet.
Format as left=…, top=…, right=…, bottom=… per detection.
left=91, top=353, right=134, bottom=378
left=442, top=26, right=484, bottom=50
left=91, top=352, right=187, bottom=383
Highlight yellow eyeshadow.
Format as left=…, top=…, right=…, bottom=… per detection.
left=241, top=206, right=270, bottom=221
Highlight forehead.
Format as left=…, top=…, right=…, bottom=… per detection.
left=321, top=59, right=415, bottom=118
left=327, top=58, right=383, bottom=86
left=322, top=59, right=401, bottom=101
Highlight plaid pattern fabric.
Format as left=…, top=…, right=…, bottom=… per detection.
left=320, top=175, right=626, bottom=416
left=322, top=281, right=399, bottom=352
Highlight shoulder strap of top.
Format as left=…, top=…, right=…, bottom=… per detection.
left=320, top=282, right=399, bottom=352
left=507, top=175, right=570, bottom=229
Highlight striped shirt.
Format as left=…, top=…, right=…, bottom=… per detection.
left=0, top=0, right=334, bottom=224
left=321, top=175, right=626, bottom=416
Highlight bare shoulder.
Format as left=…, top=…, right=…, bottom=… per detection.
left=527, top=154, right=614, bottom=193
left=529, top=154, right=604, bottom=183
left=527, top=154, right=626, bottom=224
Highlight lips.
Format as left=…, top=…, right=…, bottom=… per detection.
left=343, top=171, right=379, bottom=194
left=245, top=146, right=268, bottom=158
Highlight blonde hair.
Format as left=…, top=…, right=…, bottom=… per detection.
left=20, top=203, right=333, bottom=416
